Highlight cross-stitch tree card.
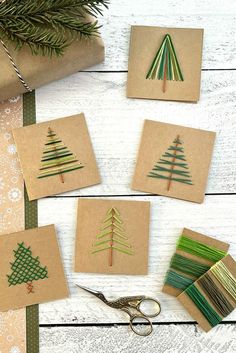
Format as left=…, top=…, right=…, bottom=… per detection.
left=74, top=199, right=150, bottom=275
left=127, top=26, right=204, bottom=102
left=12, top=113, right=100, bottom=200
left=0, top=225, right=69, bottom=311
left=132, top=120, right=216, bottom=203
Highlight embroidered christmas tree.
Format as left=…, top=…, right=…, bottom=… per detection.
left=148, top=135, right=193, bottom=191
left=38, top=127, right=84, bottom=182
left=91, top=207, right=134, bottom=266
left=146, top=34, right=184, bottom=93
left=7, top=242, right=48, bottom=294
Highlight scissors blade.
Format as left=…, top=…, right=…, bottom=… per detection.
left=75, top=283, right=105, bottom=300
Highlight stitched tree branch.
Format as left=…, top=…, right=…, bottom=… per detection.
left=91, top=207, right=134, bottom=266
left=147, top=135, right=193, bottom=190
left=38, top=127, right=84, bottom=182
left=146, top=34, right=184, bottom=92
left=7, top=242, right=48, bottom=294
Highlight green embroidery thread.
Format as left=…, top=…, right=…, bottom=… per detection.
left=186, top=283, right=222, bottom=327
left=211, top=261, right=236, bottom=301
left=147, top=135, right=193, bottom=190
left=91, top=207, right=134, bottom=266
left=170, top=253, right=210, bottom=278
left=198, top=273, right=234, bottom=317
left=177, top=235, right=227, bottom=263
left=7, top=242, right=48, bottom=293
left=146, top=34, right=184, bottom=93
left=165, top=270, right=194, bottom=290
left=38, top=127, right=84, bottom=182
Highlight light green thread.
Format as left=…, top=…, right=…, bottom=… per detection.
left=211, top=261, right=236, bottom=301
left=146, top=34, right=184, bottom=81
left=91, top=207, right=134, bottom=265
left=177, top=235, right=227, bottom=262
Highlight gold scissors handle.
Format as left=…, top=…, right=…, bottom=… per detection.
left=121, top=297, right=161, bottom=336
left=129, top=313, right=153, bottom=336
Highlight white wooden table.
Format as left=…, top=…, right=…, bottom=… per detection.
left=37, top=1, right=236, bottom=352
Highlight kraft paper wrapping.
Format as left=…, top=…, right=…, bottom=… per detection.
left=0, top=34, right=104, bottom=101
left=0, top=97, right=26, bottom=353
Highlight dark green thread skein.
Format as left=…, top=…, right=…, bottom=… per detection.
left=186, top=284, right=222, bottom=327
left=165, top=270, right=194, bottom=290
left=170, top=253, right=210, bottom=278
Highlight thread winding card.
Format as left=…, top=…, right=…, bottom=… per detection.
left=162, top=228, right=229, bottom=297
left=178, top=255, right=236, bottom=332
left=127, top=26, right=203, bottom=102
left=12, top=113, right=100, bottom=200
left=74, top=199, right=150, bottom=275
left=0, top=225, right=69, bottom=311
left=132, top=120, right=216, bottom=203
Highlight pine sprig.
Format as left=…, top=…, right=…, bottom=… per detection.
left=0, top=0, right=108, bottom=56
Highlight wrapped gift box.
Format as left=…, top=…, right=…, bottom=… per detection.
left=0, top=34, right=104, bottom=101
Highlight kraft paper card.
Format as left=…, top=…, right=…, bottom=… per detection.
left=127, top=26, right=204, bottom=102
left=75, top=199, right=150, bottom=275
left=132, top=120, right=216, bottom=203
left=162, top=228, right=229, bottom=297
left=178, top=255, right=236, bottom=332
left=13, top=113, right=101, bottom=200
left=0, top=225, right=69, bottom=312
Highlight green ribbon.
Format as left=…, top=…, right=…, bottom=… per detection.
left=23, top=91, right=39, bottom=353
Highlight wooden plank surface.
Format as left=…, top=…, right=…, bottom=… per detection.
left=38, top=195, right=236, bottom=324
left=33, top=0, right=236, bottom=350
left=36, top=70, right=236, bottom=196
left=40, top=324, right=236, bottom=353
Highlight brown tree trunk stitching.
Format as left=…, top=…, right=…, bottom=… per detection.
left=27, top=281, right=34, bottom=294
left=167, top=135, right=180, bottom=191
left=162, top=50, right=168, bottom=93
left=48, top=127, right=64, bottom=183
left=109, top=209, right=114, bottom=266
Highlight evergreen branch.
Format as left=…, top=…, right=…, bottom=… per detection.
left=0, top=0, right=108, bottom=56
left=0, top=20, right=67, bottom=56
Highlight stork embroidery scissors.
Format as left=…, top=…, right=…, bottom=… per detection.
left=76, top=284, right=161, bottom=336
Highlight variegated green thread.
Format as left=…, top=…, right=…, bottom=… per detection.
left=147, top=135, right=193, bottom=188
left=211, top=261, right=236, bottom=302
left=198, top=273, right=234, bottom=317
left=91, top=207, right=133, bottom=266
left=177, top=235, right=227, bottom=263
left=38, top=127, right=83, bottom=179
left=170, top=253, right=210, bottom=278
left=146, top=34, right=184, bottom=81
left=165, top=270, right=194, bottom=290
left=186, top=283, right=222, bottom=327
left=23, top=90, right=39, bottom=353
